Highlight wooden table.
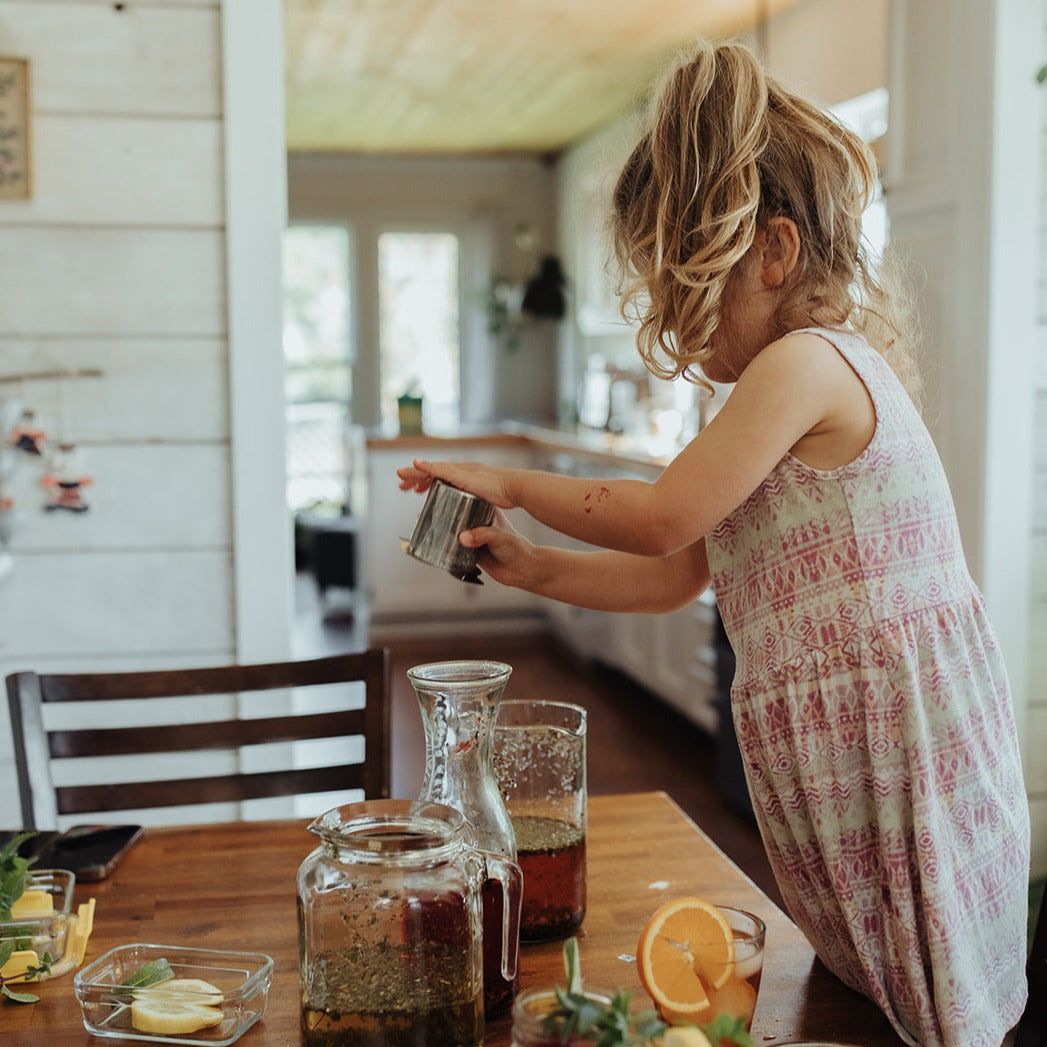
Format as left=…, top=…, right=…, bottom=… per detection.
left=4, top=792, right=901, bottom=1045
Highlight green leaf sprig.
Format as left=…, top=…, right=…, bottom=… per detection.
left=543, top=938, right=755, bottom=1047
left=0, top=832, right=44, bottom=1004
left=545, top=938, right=667, bottom=1046
left=0, top=832, right=36, bottom=921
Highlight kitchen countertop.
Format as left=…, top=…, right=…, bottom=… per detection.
left=366, top=421, right=677, bottom=471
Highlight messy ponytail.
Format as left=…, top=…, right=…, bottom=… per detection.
left=612, top=38, right=920, bottom=403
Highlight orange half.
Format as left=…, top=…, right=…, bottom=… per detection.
left=636, top=897, right=735, bottom=1023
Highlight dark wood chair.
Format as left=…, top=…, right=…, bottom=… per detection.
left=1016, top=885, right=1047, bottom=1047
left=7, top=650, right=390, bottom=828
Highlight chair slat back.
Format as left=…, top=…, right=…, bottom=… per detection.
left=7, top=650, right=390, bottom=828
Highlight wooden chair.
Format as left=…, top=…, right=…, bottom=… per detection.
left=1016, top=884, right=1047, bottom=1047
left=7, top=649, right=390, bottom=829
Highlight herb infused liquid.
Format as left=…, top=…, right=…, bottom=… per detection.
left=301, top=942, right=482, bottom=1047
left=513, top=816, right=586, bottom=942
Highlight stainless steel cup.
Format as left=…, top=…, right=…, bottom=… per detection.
left=404, top=479, right=495, bottom=583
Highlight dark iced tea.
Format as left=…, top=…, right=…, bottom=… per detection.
left=301, top=941, right=482, bottom=1047
left=513, top=815, right=586, bottom=941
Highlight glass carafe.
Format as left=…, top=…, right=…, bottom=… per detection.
left=408, top=659, right=522, bottom=1020
left=297, top=799, right=516, bottom=1047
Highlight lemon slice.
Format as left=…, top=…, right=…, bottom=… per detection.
left=661, top=1029, right=714, bottom=1047
left=142, top=977, right=224, bottom=1006
left=10, top=889, right=53, bottom=919
left=130, top=997, right=223, bottom=1035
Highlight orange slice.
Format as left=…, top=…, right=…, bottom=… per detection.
left=636, top=897, right=735, bottom=1023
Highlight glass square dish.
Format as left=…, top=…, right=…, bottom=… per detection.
left=74, top=943, right=274, bottom=1045
left=0, top=868, right=76, bottom=966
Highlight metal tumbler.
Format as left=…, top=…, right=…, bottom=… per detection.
left=403, top=479, right=495, bottom=584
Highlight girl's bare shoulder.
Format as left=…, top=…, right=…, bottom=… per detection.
left=739, top=330, right=856, bottom=400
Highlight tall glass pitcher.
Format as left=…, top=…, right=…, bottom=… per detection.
left=297, top=799, right=516, bottom=1047
left=408, top=660, right=523, bottom=1020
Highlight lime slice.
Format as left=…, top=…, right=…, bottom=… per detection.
left=140, top=977, right=224, bottom=1006
left=121, top=957, right=175, bottom=988
left=131, top=998, right=223, bottom=1035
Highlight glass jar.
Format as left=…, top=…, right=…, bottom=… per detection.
left=510, top=984, right=614, bottom=1046
left=409, top=659, right=523, bottom=1020
left=297, top=799, right=515, bottom=1047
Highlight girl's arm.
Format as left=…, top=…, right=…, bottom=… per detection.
left=398, top=332, right=846, bottom=555
left=460, top=511, right=711, bottom=612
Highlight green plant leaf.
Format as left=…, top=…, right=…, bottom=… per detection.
left=0, top=833, right=36, bottom=921
left=703, top=1012, right=754, bottom=1047
left=563, top=936, right=583, bottom=995
left=1, top=984, right=40, bottom=1004
left=24, top=951, right=54, bottom=982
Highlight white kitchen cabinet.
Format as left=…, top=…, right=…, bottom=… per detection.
left=363, top=440, right=540, bottom=624
left=610, top=594, right=719, bottom=734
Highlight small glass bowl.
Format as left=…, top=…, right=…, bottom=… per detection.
left=74, top=943, right=274, bottom=1044
left=0, top=868, right=76, bottom=967
left=510, top=985, right=615, bottom=1046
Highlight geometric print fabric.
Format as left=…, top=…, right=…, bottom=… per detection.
left=705, top=328, right=1030, bottom=1046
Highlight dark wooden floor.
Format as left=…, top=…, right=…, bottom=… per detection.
left=294, top=575, right=784, bottom=909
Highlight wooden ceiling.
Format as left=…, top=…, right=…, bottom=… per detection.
left=283, top=0, right=805, bottom=155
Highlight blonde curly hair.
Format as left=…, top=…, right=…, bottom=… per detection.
left=612, top=38, right=920, bottom=402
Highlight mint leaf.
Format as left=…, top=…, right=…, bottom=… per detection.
left=703, top=1012, right=754, bottom=1047
left=545, top=940, right=668, bottom=1045
left=563, top=936, right=582, bottom=994
left=2, top=984, right=40, bottom=1004
left=0, top=833, right=37, bottom=920
left=24, top=951, right=54, bottom=982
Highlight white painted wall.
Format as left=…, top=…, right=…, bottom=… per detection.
left=885, top=0, right=1042, bottom=874
left=0, top=0, right=292, bottom=811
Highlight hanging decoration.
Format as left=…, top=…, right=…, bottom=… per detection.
left=40, top=373, right=93, bottom=512
left=9, top=407, right=46, bottom=455
left=0, top=368, right=102, bottom=581
left=42, top=442, right=92, bottom=513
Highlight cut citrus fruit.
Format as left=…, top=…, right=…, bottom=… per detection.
left=10, top=889, right=53, bottom=918
left=636, top=897, right=735, bottom=1023
left=121, top=957, right=175, bottom=988
left=130, top=997, right=223, bottom=1035
left=705, top=973, right=758, bottom=1027
left=141, top=977, right=224, bottom=1006
left=660, top=1027, right=714, bottom=1047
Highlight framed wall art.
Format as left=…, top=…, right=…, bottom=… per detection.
left=0, top=56, right=31, bottom=201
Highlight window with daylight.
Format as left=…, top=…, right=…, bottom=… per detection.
left=378, top=231, right=460, bottom=433
left=282, top=225, right=352, bottom=512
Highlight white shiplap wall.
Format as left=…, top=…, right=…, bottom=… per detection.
left=1033, top=0, right=1047, bottom=870
left=0, top=0, right=292, bottom=814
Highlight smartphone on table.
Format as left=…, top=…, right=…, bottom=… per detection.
left=1, top=824, right=143, bottom=882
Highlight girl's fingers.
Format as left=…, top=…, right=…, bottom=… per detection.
left=396, top=465, right=434, bottom=492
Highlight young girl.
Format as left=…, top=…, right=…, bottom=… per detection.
left=397, top=39, right=1030, bottom=1046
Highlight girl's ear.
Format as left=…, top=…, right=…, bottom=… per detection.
left=760, top=216, right=800, bottom=289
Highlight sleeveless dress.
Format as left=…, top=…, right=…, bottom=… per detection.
left=704, top=327, right=1030, bottom=1047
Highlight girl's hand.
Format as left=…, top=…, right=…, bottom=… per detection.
left=396, top=458, right=516, bottom=509
left=458, top=511, right=540, bottom=591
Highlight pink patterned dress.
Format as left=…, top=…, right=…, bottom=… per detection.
left=705, top=328, right=1030, bottom=1047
